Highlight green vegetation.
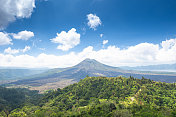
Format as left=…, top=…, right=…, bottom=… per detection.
left=1, top=76, right=176, bottom=116
left=0, top=87, right=42, bottom=115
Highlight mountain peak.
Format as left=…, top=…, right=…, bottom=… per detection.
left=82, top=58, right=98, bottom=63
left=74, top=58, right=104, bottom=70
left=73, top=58, right=119, bottom=72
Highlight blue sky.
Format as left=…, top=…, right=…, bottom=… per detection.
left=0, top=0, right=176, bottom=68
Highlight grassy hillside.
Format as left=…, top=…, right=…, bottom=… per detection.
left=3, top=76, right=176, bottom=117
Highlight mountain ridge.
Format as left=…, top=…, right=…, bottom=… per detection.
left=5, top=58, right=176, bottom=88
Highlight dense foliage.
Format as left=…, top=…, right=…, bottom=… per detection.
left=0, top=86, right=42, bottom=115
left=1, top=76, right=176, bottom=116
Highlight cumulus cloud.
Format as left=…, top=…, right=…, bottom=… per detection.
left=0, top=0, right=35, bottom=29
left=0, top=32, right=13, bottom=45
left=4, top=46, right=30, bottom=55
left=12, top=30, right=34, bottom=40
left=0, top=39, right=176, bottom=68
left=161, top=39, right=176, bottom=50
left=4, top=47, right=19, bottom=54
left=50, top=28, right=80, bottom=51
left=0, top=31, right=34, bottom=46
left=103, top=40, right=108, bottom=45
left=87, top=14, right=101, bottom=30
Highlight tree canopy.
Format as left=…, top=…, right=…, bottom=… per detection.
left=1, top=76, right=176, bottom=117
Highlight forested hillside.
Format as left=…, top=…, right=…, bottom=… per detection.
left=0, top=87, right=42, bottom=115
left=1, top=76, right=176, bottom=117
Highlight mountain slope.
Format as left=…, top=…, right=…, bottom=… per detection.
left=6, top=59, right=176, bottom=90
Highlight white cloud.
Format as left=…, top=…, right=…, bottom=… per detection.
left=0, top=32, right=13, bottom=45
left=0, top=0, right=35, bottom=29
left=87, top=14, right=101, bottom=30
left=161, top=39, right=176, bottom=50
left=0, top=39, right=176, bottom=68
left=4, top=47, right=19, bottom=54
left=12, top=30, right=34, bottom=40
left=0, top=31, right=34, bottom=46
left=50, top=28, right=80, bottom=51
left=100, top=34, right=103, bottom=38
left=22, top=46, right=31, bottom=52
left=4, top=46, right=30, bottom=55
left=103, top=40, right=108, bottom=45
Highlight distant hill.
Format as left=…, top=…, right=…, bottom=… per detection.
left=0, top=69, right=47, bottom=81
left=6, top=59, right=176, bottom=91
left=121, top=63, right=176, bottom=72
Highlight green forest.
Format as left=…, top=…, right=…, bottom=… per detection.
left=0, top=76, right=176, bottom=117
